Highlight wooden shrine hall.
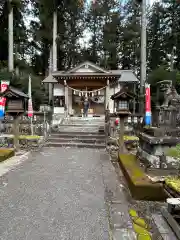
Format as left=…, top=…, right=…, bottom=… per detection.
left=42, top=61, right=139, bottom=116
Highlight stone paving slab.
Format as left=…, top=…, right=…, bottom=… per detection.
left=110, top=204, right=133, bottom=229
left=152, top=214, right=177, bottom=240
left=112, top=228, right=136, bottom=240
left=101, top=152, right=136, bottom=238
left=0, top=147, right=109, bottom=240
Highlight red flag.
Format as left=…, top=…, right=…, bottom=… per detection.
left=28, top=99, right=33, bottom=118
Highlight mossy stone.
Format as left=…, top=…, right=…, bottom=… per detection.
left=133, top=223, right=150, bottom=236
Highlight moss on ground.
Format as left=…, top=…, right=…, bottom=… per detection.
left=165, top=144, right=180, bottom=159
left=123, top=135, right=139, bottom=141
left=129, top=209, right=152, bottom=240
left=17, top=135, right=40, bottom=139
left=0, top=148, right=15, bottom=162
left=165, top=176, right=180, bottom=193
left=119, top=154, right=145, bottom=182
left=119, top=154, right=167, bottom=200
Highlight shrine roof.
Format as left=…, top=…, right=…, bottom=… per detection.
left=42, top=61, right=139, bottom=83
left=42, top=74, right=58, bottom=83
left=111, top=87, right=136, bottom=100
left=0, top=86, right=29, bottom=98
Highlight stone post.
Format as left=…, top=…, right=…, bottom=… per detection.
left=119, top=116, right=125, bottom=153
left=13, top=115, right=20, bottom=151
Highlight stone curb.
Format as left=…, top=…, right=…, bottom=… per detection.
left=0, top=151, right=30, bottom=178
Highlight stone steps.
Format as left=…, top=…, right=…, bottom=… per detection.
left=60, top=124, right=102, bottom=127
left=49, top=133, right=105, bottom=138
left=48, top=137, right=105, bottom=144
left=51, top=131, right=104, bottom=135
left=46, top=142, right=105, bottom=149
left=47, top=117, right=106, bottom=148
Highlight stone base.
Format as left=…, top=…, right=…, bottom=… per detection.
left=137, top=147, right=179, bottom=170
left=138, top=130, right=180, bottom=169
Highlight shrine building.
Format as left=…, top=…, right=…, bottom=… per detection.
left=42, top=61, right=139, bottom=116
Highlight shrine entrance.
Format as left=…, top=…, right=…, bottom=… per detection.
left=71, top=87, right=106, bottom=116
left=43, top=61, right=122, bottom=116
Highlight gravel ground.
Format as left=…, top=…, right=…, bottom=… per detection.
left=0, top=147, right=109, bottom=240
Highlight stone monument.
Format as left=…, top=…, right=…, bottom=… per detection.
left=137, top=81, right=180, bottom=169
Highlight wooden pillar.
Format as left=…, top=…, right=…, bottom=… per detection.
left=105, top=79, right=110, bottom=110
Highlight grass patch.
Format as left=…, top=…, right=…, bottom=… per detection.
left=166, top=148, right=180, bottom=159
left=123, top=135, right=139, bottom=141
left=119, top=154, right=167, bottom=200
left=0, top=148, right=15, bottom=163
left=165, top=144, right=180, bottom=159
left=165, top=176, right=180, bottom=193
left=18, top=135, right=41, bottom=140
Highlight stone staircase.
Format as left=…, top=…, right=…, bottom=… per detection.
left=46, top=117, right=106, bottom=149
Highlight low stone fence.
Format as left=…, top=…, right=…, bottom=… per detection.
left=0, top=111, right=52, bottom=137
left=0, top=135, right=44, bottom=149
left=0, top=111, right=53, bottom=149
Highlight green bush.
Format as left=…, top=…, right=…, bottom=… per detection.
left=0, top=148, right=15, bottom=162
left=119, top=154, right=167, bottom=201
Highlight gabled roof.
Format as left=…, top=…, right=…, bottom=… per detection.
left=65, top=61, right=109, bottom=74
left=110, top=70, right=139, bottom=83
left=42, top=74, right=58, bottom=83
left=0, top=86, right=29, bottom=98
left=42, top=62, right=139, bottom=83
left=111, top=87, right=135, bottom=100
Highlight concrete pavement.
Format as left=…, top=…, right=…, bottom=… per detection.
left=0, top=147, right=109, bottom=240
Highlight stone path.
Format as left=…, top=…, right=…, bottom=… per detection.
left=0, top=147, right=110, bottom=240
left=0, top=146, right=177, bottom=240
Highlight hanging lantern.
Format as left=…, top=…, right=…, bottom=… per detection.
left=98, top=91, right=101, bottom=95
left=74, top=90, right=76, bottom=95
left=79, top=91, right=81, bottom=96
left=92, top=92, right=94, bottom=97
left=85, top=92, right=87, bottom=97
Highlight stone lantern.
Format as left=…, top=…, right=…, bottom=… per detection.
left=111, top=87, right=134, bottom=153
left=0, top=86, right=29, bottom=151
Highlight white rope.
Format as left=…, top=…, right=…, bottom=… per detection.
left=66, top=84, right=107, bottom=93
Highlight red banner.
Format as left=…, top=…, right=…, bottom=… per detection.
left=0, top=81, right=9, bottom=115
left=1, top=81, right=9, bottom=93
left=145, top=85, right=151, bottom=112
left=28, top=99, right=33, bottom=117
